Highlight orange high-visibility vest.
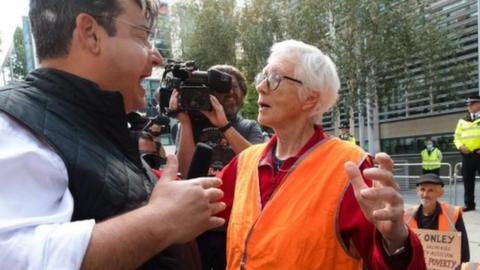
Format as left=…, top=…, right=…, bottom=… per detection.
left=404, top=202, right=461, bottom=231
left=226, top=138, right=366, bottom=270
left=461, top=262, right=480, bottom=270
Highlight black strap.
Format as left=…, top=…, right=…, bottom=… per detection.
left=219, top=122, right=232, bottom=133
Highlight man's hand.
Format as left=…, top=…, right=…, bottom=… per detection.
left=459, top=145, right=472, bottom=154
left=345, top=153, right=408, bottom=253
left=201, top=95, right=229, bottom=128
left=169, top=90, right=191, bottom=124
left=148, top=155, right=226, bottom=244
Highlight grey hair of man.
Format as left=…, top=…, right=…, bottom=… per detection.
left=267, top=40, right=340, bottom=124
left=29, top=0, right=159, bottom=61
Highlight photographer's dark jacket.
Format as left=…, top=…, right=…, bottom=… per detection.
left=0, top=68, right=199, bottom=270
left=189, top=114, right=264, bottom=173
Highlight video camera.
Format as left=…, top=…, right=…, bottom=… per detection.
left=141, top=153, right=166, bottom=170
left=159, top=60, right=232, bottom=112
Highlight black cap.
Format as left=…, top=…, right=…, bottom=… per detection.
left=416, top=173, right=444, bottom=187
left=340, top=122, right=350, bottom=129
left=465, top=95, right=480, bottom=105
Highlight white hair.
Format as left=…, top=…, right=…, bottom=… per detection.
left=268, top=40, right=340, bottom=124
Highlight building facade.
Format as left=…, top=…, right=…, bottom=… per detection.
left=325, top=0, right=478, bottom=169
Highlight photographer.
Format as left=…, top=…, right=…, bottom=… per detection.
left=170, top=64, right=264, bottom=270
left=170, top=65, right=264, bottom=177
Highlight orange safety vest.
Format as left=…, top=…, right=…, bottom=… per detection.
left=404, top=202, right=461, bottom=231
left=226, top=138, right=366, bottom=270
left=461, top=262, right=480, bottom=270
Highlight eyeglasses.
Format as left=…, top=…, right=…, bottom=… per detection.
left=91, top=14, right=159, bottom=52
left=255, top=72, right=303, bottom=91
left=111, top=17, right=159, bottom=51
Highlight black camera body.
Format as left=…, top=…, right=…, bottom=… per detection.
left=160, top=60, right=232, bottom=112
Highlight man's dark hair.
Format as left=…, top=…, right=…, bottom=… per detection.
left=209, top=65, right=247, bottom=95
left=29, top=0, right=159, bottom=61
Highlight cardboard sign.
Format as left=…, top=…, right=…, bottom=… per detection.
left=414, top=229, right=461, bottom=270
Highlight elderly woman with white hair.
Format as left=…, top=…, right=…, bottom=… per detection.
left=218, top=40, right=425, bottom=269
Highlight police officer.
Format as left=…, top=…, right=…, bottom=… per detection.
left=339, top=121, right=356, bottom=144
left=420, top=139, right=442, bottom=175
left=454, top=95, right=480, bottom=212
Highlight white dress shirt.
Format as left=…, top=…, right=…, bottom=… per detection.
left=0, top=112, right=94, bottom=270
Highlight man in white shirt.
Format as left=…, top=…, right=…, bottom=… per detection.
left=0, top=0, right=225, bottom=269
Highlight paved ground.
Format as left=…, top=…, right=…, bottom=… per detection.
left=402, top=180, right=480, bottom=262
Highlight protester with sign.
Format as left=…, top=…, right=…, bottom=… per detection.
left=404, top=173, right=470, bottom=264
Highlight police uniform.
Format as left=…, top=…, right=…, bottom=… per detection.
left=338, top=122, right=356, bottom=144
left=421, top=146, right=442, bottom=175
left=454, top=96, right=480, bottom=211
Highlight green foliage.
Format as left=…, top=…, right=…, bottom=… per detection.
left=171, top=0, right=468, bottom=121
left=241, top=83, right=259, bottom=120
left=154, top=2, right=173, bottom=59
left=282, top=0, right=468, bottom=118
left=236, top=0, right=288, bottom=82
left=286, top=0, right=332, bottom=51
left=173, top=0, right=237, bottom=70
left=10, top=27, right=27, bottom=79
left=235, top=0, right=291, bottom=120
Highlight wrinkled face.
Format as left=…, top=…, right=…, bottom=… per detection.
left=215, top=76, right=245, bottom=119
left=99, top=0, right=163, bottom=112
left=416, top=183, right=443, bottom=209
left=256, top=58, right=306, bottom=129
left=467, top=102, right=480, bottom=113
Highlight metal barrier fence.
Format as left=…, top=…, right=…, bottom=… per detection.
left=454, top=162, right=461, bottom=206
left=392, top=162, right=454, bottom=204
left=451, top=162, right=480, bottom=205
left=394, top=161, right=480, bottom=205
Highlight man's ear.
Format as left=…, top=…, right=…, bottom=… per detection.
left=74, top=13, right=102, bottom=54
left=302, top=91, right=320, bottom=111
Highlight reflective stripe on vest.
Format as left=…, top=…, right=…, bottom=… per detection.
left=454, top=118, right=480, bottom=151
left=404, top=202, right=460, bottom=231
left=227, top=138, right=365, bottom=270
left=421, top=148, right=441, bottom=170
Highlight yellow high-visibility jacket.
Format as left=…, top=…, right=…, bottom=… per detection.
left=421, top=148, right=442, bottom=170
left=454, top=116, right=480, bottom=152
left=339, top=133, right=356, bottom=145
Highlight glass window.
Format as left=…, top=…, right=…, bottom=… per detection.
left=380, top=133, right=455, bottom=155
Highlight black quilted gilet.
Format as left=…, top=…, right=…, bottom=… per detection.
left=0, top=68, right=200, bottom=270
